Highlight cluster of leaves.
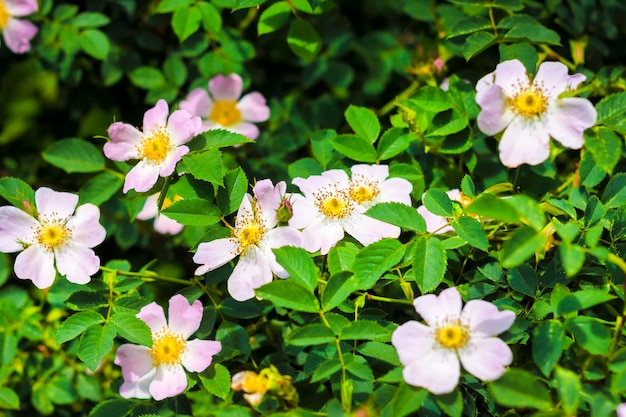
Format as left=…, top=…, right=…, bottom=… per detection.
left=3, top=0, right=626, bottom=416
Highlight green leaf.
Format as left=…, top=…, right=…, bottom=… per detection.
left=505, top=25, right=560, bottom=45
left=451, top=216, right=488, bottom=251
left=532, top=320, right=565, bottom=377
left=198, top=2, right=222, bottom=33
left=413, top=236, right=447, bottom=293
left=463, top=31, right=496, bottom=61
left=0, top=387, right=20, bottom=410
left=287, top=18, right=322, bottom=63
left=559, top=243, right=586, bottom=277
left=285, top=323, right=335, bottom=346
left=554, top=367, right=581, bottom=415
left=339, top=320, right=390, bottom=342
left=464, top=193, right=519, bottom=224
left=233, top=0, right=268, bottom=10
left=564, top=316, right=611, bottom=355
left=56, top=311, right=105, bottom=345
left=322, top=271, right=358, bottom=311
left=42, top=138, right=105, bottom=173
left=201, top=129, right=253, bottom=148
left=79, top=172, right=123, bottom=206
left=110, top=313, right=153, bottom=347
left=199, top=363, right=231, bottom=400
left=382, top=382, right=428, bottom=417
left=0, top=177, right=35, bottom=212
left=65, top=291, right=109, bottom=310
left=602, top=172, right=626, bottom=209
left=273, top=246, right=318, bottom=291
left=489, top=369, right=552, bottom=409
left=311, top=358, right=342, bottom=382
left=88, top=399, right=131, bottom=417
left=585, top=128, right=622, bottom=174
left=377, top=127, right=411, bottom=160
left=330, top=134, right=377, bottom=162
left=161, top=199, right=221, bottom=226
left=423, top=189, right=453, bottom=217
left=155, top=0, right=194, bottom=13
left=182, top=149, right=223, bottom=185
left=499, top=226, right=547, bottom=268
left=345, top=105, right=380, bottom=143
left=352, top=238, right=405, bottom=291
left=408, top=86, right=451, bottom=113
left=79, top=29, right=110, bottom=60
left=78, top=324, right=117, bottom=372
left=258, top=1, right=291, bottom=36
left=556, top=289, right=616, bottom=317
left=128, top=67, right=166, bottom=89
left=506, top=265, right=537, bottom=297
left=358, top=341, right=400, bottom=366
left=163, top=54, right=187, bottom=87
left=74, top=12, right=110, bottom=28
left=216, top=321, right=250, bottom=361
left=506, top=195, right=545, bottom=231
left=447, top=16, right=492, bottom=38
left=256, top=280, right=319, bottom=313
left=596, top=92, right=626, bottom=132
left=460, top=175, right=475, bottom=199
left=217, top=168, right=248, bottom=215
left=172, top=5, right=202, bottom=42
left=499, top=43, right=538, bottom=76
left=365, top=202, right=426, bottom=233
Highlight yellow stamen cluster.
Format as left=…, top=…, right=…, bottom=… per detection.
left=138, top=126, right=174, bottom=164
left=314, top=188, right=353, bottom=219
left=150, top=327, right=186, bottom=367
left=209, top=99, right=242, bottom=126
left=435, top=320, right=470, bottom=350
left=510, top=86, right=548, bottom=118
left=0, top=1, right=9, bottom=29
left=234, top=212, right=266, bottom=253
left=349, top=176, right=380, bottom=204
left=36, top=214, right=72, bottom=252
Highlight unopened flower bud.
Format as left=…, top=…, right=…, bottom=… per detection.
left=277, top=199, right=293, bottom=223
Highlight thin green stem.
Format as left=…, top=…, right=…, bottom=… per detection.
left=193, top=277, right=226, bottom=321
left=378, top=81, right=420, bottom=117
left=603, top=253, right=626, bottom=356
left=99, top=266, right=193, bottom=286
left=157, top=175, right=173, bottom=211
left=319, top=310, right=349, bottom=411
left=355, top=292, right=413, bottom=305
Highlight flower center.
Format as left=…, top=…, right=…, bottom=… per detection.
left=150, top=327, right=186, bottom=367
left=349, top=178, right=380, bottom=205
left=510, top=87, right=548, bottom=118
left=138, top=126, right=174, bottom=164
left=435, top=321, right=470, bottom=350
left=0, top=1, right=9, bottom=29
left=209, top=99, right=242, bottom=126
left=314, top=188, right=353, bottom=219
left=234, top=211, right=266, bottom=253
left=37, top=216, right=72, bottom=251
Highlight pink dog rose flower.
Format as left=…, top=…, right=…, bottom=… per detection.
left=114, top=294, right=222, bottom=400
left=104, top=99, right=202, bottom=193
left=392, top=287, right=515, bottom=394
left=180, top=73, right=270, bottom=140
left=476, top=59, right=597, bottom=168
left=0, top=0, right=38, bottom=54
left=0, top=187, right=106, bottom=288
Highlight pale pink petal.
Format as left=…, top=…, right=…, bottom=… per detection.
left=286, top=193, right=317, bottom=229
left=228, top=248, right=273, bottom=301
left=14, top=245, right=56, bottom=288
left=209, top=74, right=243, bottom=101
left=55, top=244, right=100, bottom=284
left=417, top=205, right=452, bottom=234
left=321, top=169, right=350, bottom=185
left=345, top=212, right=400, bottom=246
left=179, top=88, right=212, bottom=118
left=376, top=178, right=412, bottom=205
left=136, top=194, right=160, bottom=220
left=547, top=97, right=597, bottom=149
left=3, top=18, right=37, bottom=54
left=229, top=122, right=260, bottom=140
left=0, top=206, right=37, bottom=252
left=193, top=238, right=239, bottom=275
left=402, top=347, right=460, bottom=395
left=168, top=294, right=203, bottom=339
left=264, top=227, right=303, bottom=277
left=414, top=287, right=463, bottom=328
left=391, top=321, right=433, bottom=366
left=462, top=300, right=516, bottom=337
left=105, top=122, right=142, bottom=161
left=36, top=187, right=78, bottom=219
left=476, top=85, right=515, bottom=136
left=351, top=164, right=389, bottom=183
left=182, top=339, right=221, bottom=372
left=459, top=337, right=513, bottom=381
left=114, top=344, right=154, bottom=383
left=158, top=145, right=189, bottom=177
left=123, top=161, right=160, bottom=193
left=498, top=118, right=550, bottom=168
left=617, top=403, right=626, bottom=417
left=6, top=0, right=39, bottom=16
left=66, top=204, right=106, bottom=248
left=143, top=99, right=169, bottom=132
left=137, top=302, right=167, bottom=333
left=491, top=59, right=529, bottom=96
left=301, top=219, right=344, bottom=255
left=167, top=110, right=202, bottom=145
left=119, top=369, right=154, bottom=399
left=234, top=194, right=254, bottom=225
left=153, top=215, right=184, bottom=235
left=150, top=364, right=188, bottom=400
left=534, top=61, right=584, bottom=97
left=253, top=179, right=285, bottom=223
left=238, top=92, right=270, bottom=122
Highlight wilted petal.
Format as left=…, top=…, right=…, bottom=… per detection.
left=460, top=337, right=513, bottom=381
left=150, top=364, right=188, bottom=400
left=193, top=238, right=239, bottom=275
left=14, top=245, right=56, bottom=288
left=168, top=294, right=203, bottom=339
left=182, top=339, right=221, bottom=372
